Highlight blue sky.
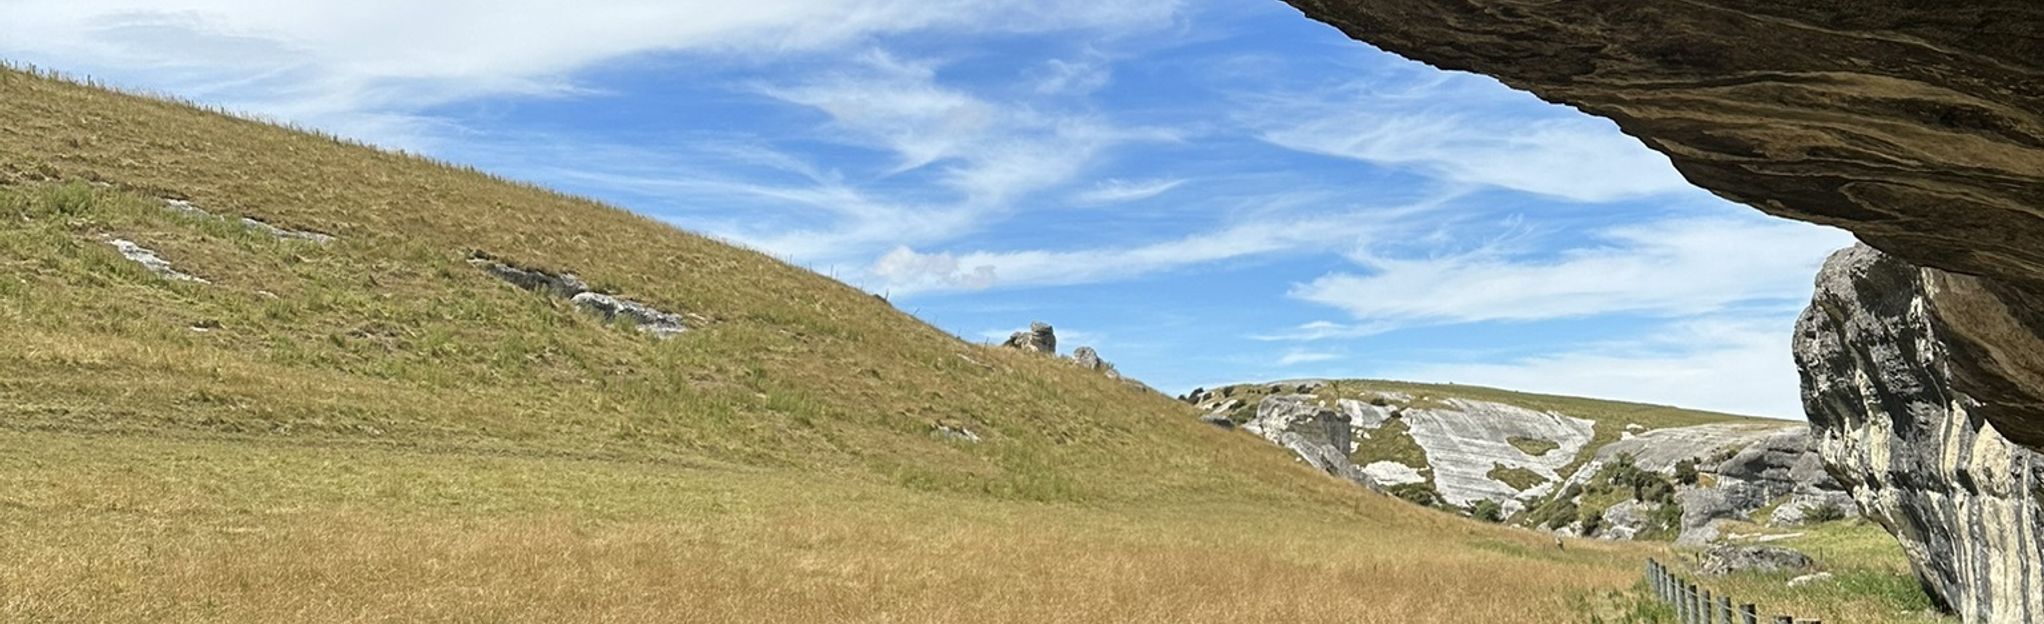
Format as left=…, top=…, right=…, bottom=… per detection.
left=0, top=0, right=1854, bottom=417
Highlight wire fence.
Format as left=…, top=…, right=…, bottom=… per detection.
left=1646, top=559, right=1821, bottom=624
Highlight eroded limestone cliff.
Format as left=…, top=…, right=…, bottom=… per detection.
left=1797, top=244, right=2044, bottom=623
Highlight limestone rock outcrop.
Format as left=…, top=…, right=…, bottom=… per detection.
left=1698, top=545, right=1814, bottom=577
left=106, top=238, right=206, bottom=283
left=1797, top=244, right=2044, bottom=622
left=1241, top=394, right=1374, bottom=488
left=1003, top=322, right=1056, bottom=354
left=1280, top=0, right=2044, bottom=454
left=469, top=253, right=696, bottom=338
left=1071, top=346, right=1121, bottom=380
left=1188, top=382, right=1854, bottom=541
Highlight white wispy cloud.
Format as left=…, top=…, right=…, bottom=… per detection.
left=1252, top=320, right=1397, bottom=341
left=1074, top=177, right=1187, bottom=204
left=1245, top=72, right=1694, bottom=202
left=1290, top=216, right=1852, bottom=325
left=1029, top=56, right=1113, bottom=95
left=1390, top=316, right=1808, bottom=418
left=863, top=194, right=1457, bottom=295
left=1277, top=348, right=1341, bottom=366
left=0, top=0, right=1183, bottom=146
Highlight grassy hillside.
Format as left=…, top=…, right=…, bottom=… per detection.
left=0, top=66, right=1915, bottom=623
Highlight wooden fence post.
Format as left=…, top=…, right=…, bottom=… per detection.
left=1689, top=583, right=1703, bottom=624
left=1702, top=588, right=1714, bottom=623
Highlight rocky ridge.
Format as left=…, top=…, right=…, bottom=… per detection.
left=1185, top=382, right=1852, bottom=541
left=997, top=321, right=1124, bottom=382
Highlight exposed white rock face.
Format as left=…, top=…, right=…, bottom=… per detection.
left=1337, top=398, right=1395, bottom=429
left=1188, top=382, right=1853, bottom=542
left=1243, top=395, right=1373, bottom=489
left=1797, top=244, right=2044, bottom=623
left=107, top=239, right=206, bottom=283
left=1361, top=461, right=1425, bottom=487
left=1585, top=423, right=1783, bottom=473
left=1401, top=398, right=1593, bottom=513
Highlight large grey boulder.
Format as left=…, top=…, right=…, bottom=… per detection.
left=1070, top=346, right=1121, bottom=379
left=1002, top=321, right=1056, bottom=354
left=1597, top=500, right=1660, bottom=541
left=1698, top=545, right=1815, bottom=576
left=1676, top=480, right=1767, bottom=545
left=1797, top=244, right=2044, bottom=623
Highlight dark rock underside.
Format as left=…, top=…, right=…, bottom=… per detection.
left=1280, top=0, right=2044, bottom=448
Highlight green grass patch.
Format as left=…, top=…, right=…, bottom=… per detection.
left=1509, top=435, right=1562, bottom=456
left=1488, top=464, right=1546, bottom=491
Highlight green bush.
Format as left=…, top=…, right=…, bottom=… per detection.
left=1673, top=458, right=1700, bottom=485
left=1545, top=501, right=1579, bottom=529
left=1578, top=505, right=1605, bottom=536
left=1803, top=503, right=1849, bottom=524
left=1472, top=499, right=1503, bottom=523
left=1389, top=483, right=1439, bottom=507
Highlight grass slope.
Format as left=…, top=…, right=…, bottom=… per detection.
left=0, top=66, right=1918, bottom=623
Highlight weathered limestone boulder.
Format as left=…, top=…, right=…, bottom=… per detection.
left=1279, top=0, right=2044, bottom=451
left=1797, top=244, right=2044, bottom=622
left=470, top=253, right=694, bottom=339
left=1676, top=480, right=1767, bottom=546
left=1071, top=346, right=1121, bottom=379
left=107, top=238, right=206, bottom=283
left=1243, top=395, right=1373, bottom=489
left=1002, top=322, right=1056, bottom=354
left=468, top=254, right=589, bottom=298
left=1597, top=500, right=1660, bottom=541
left=1712, top=428, right=1858, bottom=527
left=1698, top=545, right=1815, bottom=576
left=570, top=292, right=688, bottom=338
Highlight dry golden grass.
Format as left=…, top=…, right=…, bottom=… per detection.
left=0, top=430, right=1658, bottom=623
